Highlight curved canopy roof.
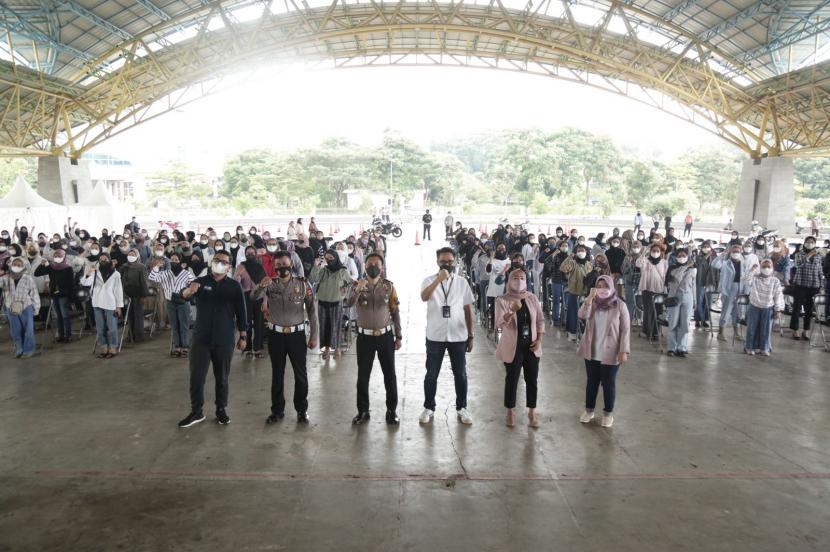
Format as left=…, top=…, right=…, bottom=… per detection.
left=2, top=1, right=830, bottom=157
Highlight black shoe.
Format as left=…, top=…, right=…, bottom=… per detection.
left=676, top=351, right=688, bottom=358
left=178, top=412, right=205, bottom=428
left=667, top=351, right=675, bottom=357
left=701, top=321, right=710, bottom=328
left=216, top=409, right=231, bottom=425
left=694, top=321, right=700, bottom=328
left=297, top=411, right=310, bottom=423
left=266, top=412, right=285, bottom=424
left=352, top=411, right=371, bottom=425
left=386, top=411, right=400, bottom=425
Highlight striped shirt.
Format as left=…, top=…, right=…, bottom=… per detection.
left=147, top=267, right=196, bottom=301
left=0, top=274, right=41, bottom=311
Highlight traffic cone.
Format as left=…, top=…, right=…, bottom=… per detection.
left=415, top=230, right=421, bottom=246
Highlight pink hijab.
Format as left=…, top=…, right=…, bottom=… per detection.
left=504, top=269, right=534, bottom=301
left=593, top=274, right=619, bottom=311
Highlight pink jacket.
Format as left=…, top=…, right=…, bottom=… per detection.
left=495, top=293, right=546, bottom=362
left=576, top=300, right=631, bottom=365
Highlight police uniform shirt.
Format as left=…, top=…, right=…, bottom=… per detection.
left=252, top=276, right=319, bottom=342
left=347, top=279, right=402, bottom=338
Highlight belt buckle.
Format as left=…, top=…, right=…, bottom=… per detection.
left=282, top=326, right=292, bottom=334
left=373, top=329, right=381, bottom=336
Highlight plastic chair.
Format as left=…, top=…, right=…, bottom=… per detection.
left=809, top=294, right=829, bottom=352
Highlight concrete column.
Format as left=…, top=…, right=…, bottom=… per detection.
left=734, top=156, right=794, bottom=233
left=37, top=156, right=92, bottom=205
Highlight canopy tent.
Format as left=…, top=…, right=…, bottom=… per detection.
left=0, top=175, right=67, bottom=235
left=67, top=182, right=134, bottom=233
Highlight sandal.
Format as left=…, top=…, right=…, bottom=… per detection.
left=104, top=352, right=115, bottom=359
left=170, top=350, right=180, bottom=358
left=97, top=352, right=108, bottom=359
left=254, top=351, right=265, bottom=359
left=245, top=351, right=254, bottom=359
left=180, top=349, right=189, bottom=358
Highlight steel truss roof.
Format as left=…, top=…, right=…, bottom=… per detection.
left=1, top=0, right=830, bottom=157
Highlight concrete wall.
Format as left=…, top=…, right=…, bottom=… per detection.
left=734, top=156, right=794, bottom=233
left=37, top=156, right=93, bottom=205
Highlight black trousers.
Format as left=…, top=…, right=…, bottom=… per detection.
left=789, top=286, right=819, bottom=331
left=267, top=329, right=309, bottom=414
left=356, top=332, right=398, bottom=413
left=423, top=224, right=431, bottom=240
left=243, top=292, right=265, bottom=351
left=504, top=339, right=539, bottom=408
left=189, top=342, right=233, bottom=413
left=126, top=295, right=144, bottom=342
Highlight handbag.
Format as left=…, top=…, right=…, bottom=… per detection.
left=10, top=300, right=24, bottom=315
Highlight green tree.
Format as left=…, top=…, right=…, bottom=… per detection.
left=794, top=158, right=830, bottom=200
left=0, top=158, right=38, bottom=196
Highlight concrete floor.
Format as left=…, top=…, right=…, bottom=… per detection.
left=1, top=238, right=829, bottom=551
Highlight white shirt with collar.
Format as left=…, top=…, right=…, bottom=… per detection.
left=422, top=273, right=474, bottom=342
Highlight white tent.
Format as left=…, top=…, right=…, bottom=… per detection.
left=67, top=182, right=134, bottom=232
left=0, top=175, right=68, bottom=235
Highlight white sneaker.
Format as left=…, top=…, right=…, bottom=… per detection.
left=419, top=408, right=434, bottom=424
left=601, top=414, right=614, bottom=428
left=568, top=333, right=577, bottom=342
left=579, top=410, right=595, bottom=423
left=457, top=408, right=473, bottom=425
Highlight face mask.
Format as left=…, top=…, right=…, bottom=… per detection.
left=576, top=252, right=586, bottom=259
left=266, top=245, right=278, bottom=253
left=611, top=242, right=620, bottom=248
left=731, top=253, right=741, bottom=260
left=773, top=246, right=781, bottom=253
left=702, top=247, right=711, bottom=254
left=250, top=230, right=257, bottom=235
left=211, top=261, right=228, bottom=275
left=755, top=241, right=765, bottom=248
left=676, top=256, right=688, bottom=264
left=743, top=247, right=752, bottom=255
left=559, top=246, right=569, bottom=253
left=245, top=254, right=256, bottom=261
left=170, top=262, right=181, bottom=270
left=209, top=234, right=217, bottom=240
left=511, top=261, right=523, bottom=270
left=123, top=233, right=131, bottom=239
left=508, top=278, right=527, bottom=293
left=631, top=247, right=641, bottom=254
left=732, top=234, right=738, bottom=239
left=495, top=251, right=507, bottom=260
left=337, top=251, right=348, bottom=264
left=89, top=248, right=100, bottom=256
left=69, top=241, right=77, bottom=247
left=127, top=255, right=138, bottom=263
left=230, top=242, right=239, bottom=249
left=237, top=230, right=244, bottom=236
left=0, top=246, right=6, bottom=252
left=804, top=243, right=815, bottom=250
left=570, top=234, right=577, bottom=239
left=277, top=266, right=291, bottom=277
left=650, top=251, right=661, bottom=259
left=760, top=267, right=773, bottom=276
left=366, top=265, right=382, bottom=279
left=596, top=288, right=613, bottom=299
left=439, top=262, right=454, bottom=272
left=577, top=239, right=585, bottom=245
left=159, top=238, right=168, bottom=245
left=637, top=235, right=645, bottom=241
left=53, top=255, right=65, bottom=263
left=38, top=240, right=46, bottom=247
left=326, top=259, right=338, bottom=269
left=10, top=265, right=24, bottom=274
left=200, top=240, right=208, bottom=246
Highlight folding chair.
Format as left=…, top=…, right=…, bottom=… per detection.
left=651, top=293, right=669, bottom=353
left=339, top=297, right=352, bottom=353
left=705, top=287, right=721, bottom=345
left=733, top=295, right=750, bottom=349
left=575, top=295, right=586, bottom=345
left=74, top=288, right=90, bottom=339
left=119, top=298, right=132, bottom=352
left=146, top=287, right=160, bottom=338
left=634, top=294, right=646, bottom=335
left=809, top=294, right=829, bottom=352
left=38, top=295, right=54, bottom=353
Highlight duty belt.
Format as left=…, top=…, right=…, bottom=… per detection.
left=267, top=323, right=305, bottom=334
left=357, top=325, right=394, bottom=337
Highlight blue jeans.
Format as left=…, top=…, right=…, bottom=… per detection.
left=167, top=300, right=191, bottom=349
left=550, top=282, right=565, bottom=323
left=479, top=280, right=489, bottom=315
left=584, top=360, right=619, bottom=413
left=7, top=305, right=35, bottom=355
left=667, top=293, right=694, bottom=353
left=745, top=304, right=773, bottom=353
left=694, top=285, right=709, bottom=322
left=423, top=339, right=468, bottom=410
left=565, top=292, right=580, bottom=334
left=94, top=307, right=118, bottom=348
left=52, top=296, right=72, bottom=338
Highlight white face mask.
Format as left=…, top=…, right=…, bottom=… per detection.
left=773, top=246, right=781, bottom=253
left=337, top=250, right=348, bottom=264
left=576, top=251, right=586, bottom=259
left=211, top=261, right=228, bottom=275
left=731, top=252, right=742, bottom=260
left=90, top=248, right=100, bottom=255
left=702, top=247, right=711, bottom=254
left=631, top=247, right=641, bottom=254
left=200, top=240, right=208, bottom=245
left=804, top=243, right=815, bottom=250
left=676, top=256, right=688, bottom=264
left=577, top=239, right=585, bottom=245
left=127, top=255, right=138, bottom=263
left=214, top=245, right=224, bottom=251
left=10, top=265, right=24, bottom=273
left=53, top=256, right=65, bottom=263
left=0, top=246, right=6, bottom=252
left=760, top=267, right=773, bottom=276
left=650, top=251, right=661, bottom=259
left=266, top=245, right=278, bottom=253
left=69, top=241, right=77, bottom=247
left=743, top=247, right=752, bottom=254
left=154, top=250, right=164, bottom=257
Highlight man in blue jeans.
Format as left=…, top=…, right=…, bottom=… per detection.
left=419, top=247, right=476, bottom=425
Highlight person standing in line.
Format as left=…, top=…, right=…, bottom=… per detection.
left=81, top=253, right=123, bottom=359
left=634, top=211, right=643, bottom=233
left=347, top=253, right=402, bottom=425
left=495, top=269, right=545, bottom=428
left=234, top=245, right=267, bottom=359
left=652, top=212, right=661, bottom=233
left=148, top=253, right=196, bottom=358
left=635, top=244, right=668, bottom=340
left=692, top=241, right=716, bottom=329
left=742, top=259, right=784, bottom=356
left=0, top=257, right=41, bottom=358
left=419, top=247, right=475, bottom=425
left=560, top=245, right=593, bottom=342
left=177, top=250, right=247, bottom=428
left=683, top=211, right=694, bottom=237
left=788, top=236, right=824, bottom=340
left=576, top=275, right=630, bottom=428
left=118, top=248, right=150, bottom=343
left=309, top=248, right=353, bottom=360
left=421, top=209, right=432, bottom=241
left=252, top=251, right=317, bottom=424
left=34, top=249, right=76, bottom=343
left=711, top=243, right=758, bottom=342
left=444, top=212, right=454, bottom=239
left=665, top=248, right=696, bottom=357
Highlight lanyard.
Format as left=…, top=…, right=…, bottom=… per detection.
left=440, top=276, right=452, bottom=305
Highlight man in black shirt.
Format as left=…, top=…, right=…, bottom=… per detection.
left=177, top=250, right=247, bottom=427
left=422, top=209, right=432, bottom=240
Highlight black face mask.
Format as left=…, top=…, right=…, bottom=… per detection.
left=495, top=251, right=507, bottom=260
left=277, top=266, right=291, bottom=277
left=245, top=254, right=256, bottom=262
left=366, top=265, right=381, bottom=279
left=439, top=262, right=454, bottom=273
left=511, top=261, right=523, bottom=270
left=326, top=260, right=338, bottom=269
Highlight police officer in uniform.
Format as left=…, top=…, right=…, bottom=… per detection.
left=252, top=251, right=318, bottom=424
left=347, top=253, right=402, bottom=425
left=422, top=209, right=432, bottom=241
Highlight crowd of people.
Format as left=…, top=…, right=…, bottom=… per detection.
left=1, top=211, right=828, bottom=431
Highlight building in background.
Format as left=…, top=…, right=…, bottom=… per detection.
left=86, top=153, right=145, bottom=202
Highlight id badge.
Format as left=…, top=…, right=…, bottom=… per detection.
left=442, top=305, right=451, bottom=318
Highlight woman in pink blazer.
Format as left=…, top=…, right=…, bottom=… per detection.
left=576, top=275, right=630, bottom=428
left=495, top=269, right=546, bottom=428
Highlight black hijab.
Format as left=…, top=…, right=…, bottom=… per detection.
left=324, top=248, right=343, bottom=272
left=241, top=247, right=266, bottom=283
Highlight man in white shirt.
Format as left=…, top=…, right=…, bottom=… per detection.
left=419, top=247, right=475, bottom=425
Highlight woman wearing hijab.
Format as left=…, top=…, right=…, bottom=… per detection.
left=583, top=253, right=611, bottom=293
left=560, top=244, right=593, bottom=342
left=234, top=245, right=267, bottom=359
left=621, top=240, right=643, bottom=324
left=34, top=248, right=76, bottom=343
left=495, top=270, right=546, bottom=428
left=188, top=250, right=208, bottom=278
left=769, top=240, right=791, bottom=285
left=81, top=253, right=123, bottom=359
left=149, top=252, right=196, bottom=358
left=576, top=275, right=630, bottom=428
left=665, top=248, right=697, bottom=357
left=742, top=258, right=785, bottom=356
left=636, top=243, right=668, bottom=339
left=0, top=256, right=41, bottom=358
left=310, top=248, right=353, bottom=359
left=591, top=233, right=608, bottom=258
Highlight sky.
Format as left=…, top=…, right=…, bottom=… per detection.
left=99, top=64, right=731, bottom=176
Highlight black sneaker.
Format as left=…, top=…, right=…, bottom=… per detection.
left=386, top=410, right=400, bottom=425
left=266, top=412, right=285, bottom=424
left=216, top=409, right=231, bottom=425
left=178, top=412, right=205, bottom=428
left=352, top=411, right=371, bottom=425
left=694, top=321, right=701, bottom=328
left=297, top=411, right=310, bottom=423
left=701, top=321, right=710, bottom=328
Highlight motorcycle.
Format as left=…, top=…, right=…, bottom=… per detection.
left=372, top=217, right=403, bottom=238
